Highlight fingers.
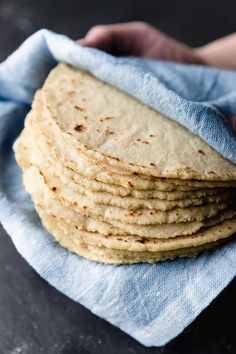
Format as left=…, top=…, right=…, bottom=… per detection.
left=78, top=22, right=152, bottom=55
left=79, top=25, right=113, bottom=50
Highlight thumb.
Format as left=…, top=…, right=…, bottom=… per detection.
left=77, top=26, right=111, bottom=49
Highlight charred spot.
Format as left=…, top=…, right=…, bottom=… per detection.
left=66, top=132, right=72, bottom=136
left=73, top=202, right=78, bottom=206
left=198, top=149, right=205, bottom=155
left=133, top=172, right=138, bottom=175
left=150, top=163, right=156, bottom=166
left=149, top=134, right=155, bottom=137
left=107, top=155, right=120, bottom=161
left=74, top=105, right=85, bottom=112
left=83, top=206, right=87, bottom=209
left=74, top=124, right=86, bottom=132
left=109, top=131, right=114, bottom=134
left=104, top=116, right=113, bottom=120
left=150, top=212, right=153, bottom=215
left=137, top=138, right=141, bottom=142
left=51, top=187, right=57, bottom=192
left=128, top=181, right=134, bottom=188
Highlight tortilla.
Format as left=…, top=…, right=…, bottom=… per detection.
left=36, top=207, right=235, bottom=264
left=22, top=163, right=236, bottom=238
left=41, top=63, right=236, bottom=181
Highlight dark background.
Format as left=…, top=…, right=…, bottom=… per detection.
left=0, top=0, right=236, bottom=353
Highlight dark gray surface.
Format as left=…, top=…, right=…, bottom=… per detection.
left=0, top=224, right=235, bottom=354
left=0, top=0, right=236, bottom=352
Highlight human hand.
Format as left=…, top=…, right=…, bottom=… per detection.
left=79, top=22, right=201, bottom=64
left=79, top=22, right=236, bottom=135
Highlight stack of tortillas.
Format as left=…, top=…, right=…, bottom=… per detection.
left=14, top=63, right=236, bottom=264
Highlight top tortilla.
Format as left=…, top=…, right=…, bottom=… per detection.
left=41, top=63, right=236, bottom=181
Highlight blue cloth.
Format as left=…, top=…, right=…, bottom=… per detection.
left=0, top=29, right=235, bottom=347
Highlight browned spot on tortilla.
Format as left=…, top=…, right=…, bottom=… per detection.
left=75, top=105, right=85, bottom=112
left=51, top=187, right=57, bottom=192
left=149, top=134, right=155, bottom=137
left=128, top=181, right=134, bottom=188
left=74, top=124, right=86, bottom=132
left=107, top=155, right=120, bottom=161
left=68, top=91, right=75, bottom=97
left=198, top=149, right=205, bottom=155
left=150, top=163, right=155, bottom=166
left=83, top=206, right=87, bottom=209
left=104, top=116, right=114, bottom=120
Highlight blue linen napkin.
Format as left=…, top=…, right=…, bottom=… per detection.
left=0, top=29, right=235, bottom=347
